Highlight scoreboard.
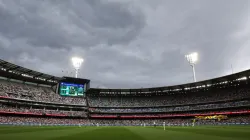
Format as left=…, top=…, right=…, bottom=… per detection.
left=59, top=82, right=84, bottom=96
left=57, top=77, right=90, bottom=97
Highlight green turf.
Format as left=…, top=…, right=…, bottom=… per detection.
left=0, top=125, right=250, bottom=140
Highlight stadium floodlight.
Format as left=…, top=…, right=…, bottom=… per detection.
left=71, top=57, right=84, bottom=78
left=185, top=52, right=198, bottom=82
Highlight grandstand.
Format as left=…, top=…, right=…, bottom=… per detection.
left=0, top=59, right=250, bottom=140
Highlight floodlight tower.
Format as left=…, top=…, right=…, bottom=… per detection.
left=185, top=52, right=198, bottom=82
left=71, top=57, right=84, bottom=78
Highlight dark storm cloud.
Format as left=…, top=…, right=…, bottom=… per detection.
left=0, top=0, right=145, bottom=49
left=0, top=0, right=250, bottom=88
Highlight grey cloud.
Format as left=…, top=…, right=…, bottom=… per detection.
left=0, top=0, right=250, bottom=88
left=0, top=0, right=145, bottom=50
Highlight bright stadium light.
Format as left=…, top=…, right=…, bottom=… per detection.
left=185, top=52, right=198, bottom=82
left=71, top=57, right=84, bottom=78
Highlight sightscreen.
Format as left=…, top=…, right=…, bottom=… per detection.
left=59, top=82, right=84, bottom=96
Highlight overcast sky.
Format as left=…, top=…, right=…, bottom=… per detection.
left=0, top=0, right=250, bottom=88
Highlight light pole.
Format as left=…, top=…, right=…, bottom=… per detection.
left=185, top=52, right=198, bottom=82
left=71, top=57, right=84, bottom=78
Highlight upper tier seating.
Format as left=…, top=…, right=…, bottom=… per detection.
left=88, top=87, right=250, bottom=107
left=0, top=79, right=86, bottom=105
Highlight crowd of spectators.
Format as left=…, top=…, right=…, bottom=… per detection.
left=0, top=104, right=87, bottom=117
left=2, top=100, right=249, bottom=118
left=88, top=87, right=250, bottom=107
left=195, top=116, right=250, bottom=125
left=90, top=100, right=250, bottom=113
left=90, top=109, right=250, bottom=117
left=0, top=115, right=249, bottom=126
left=0, top=116, right=87, bottom=125
left=0, top=80, right=86, bottom=105
left=1, top=79, right=250, bottom=109
left=1, top=78, right=250, bottom=118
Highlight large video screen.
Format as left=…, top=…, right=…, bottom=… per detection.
left=59, top=82, right=84, bottom=96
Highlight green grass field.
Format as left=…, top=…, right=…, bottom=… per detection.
left=0, top=125, right=250, bottom=140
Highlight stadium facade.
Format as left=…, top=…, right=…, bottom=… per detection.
left=0, top=59, right=250, bottom=126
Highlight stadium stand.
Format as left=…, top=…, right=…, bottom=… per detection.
left=0, top=103, right=87, bottom=117
left=87, top=87, right=250, bottom=107
left=0, top=59, right=250, bottom=126
left=0, top=79, right=86, bottom=105
left=0, top=115, right=250, bottom=126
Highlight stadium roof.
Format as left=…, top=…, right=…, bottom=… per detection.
left=0, top=59, right=61, bottom=85
left=88, top=69, right=250, bottom=93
